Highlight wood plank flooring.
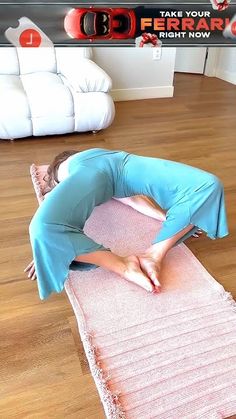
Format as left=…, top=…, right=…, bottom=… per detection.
left=0, top=73, right=235, bottom=418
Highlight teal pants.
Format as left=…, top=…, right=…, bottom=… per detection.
left=30, top=149, right=229, bottom=300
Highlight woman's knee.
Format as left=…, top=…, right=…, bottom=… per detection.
left=206, top=174, right=223, bottom=192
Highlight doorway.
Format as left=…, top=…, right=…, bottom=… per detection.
left=175, top=47, right=208, bottom=74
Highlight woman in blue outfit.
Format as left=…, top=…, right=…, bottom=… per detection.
left=25, top=148, right=228, bottom=300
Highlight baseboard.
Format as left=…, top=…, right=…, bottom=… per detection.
left=111, top=85, right=174, bottom=102
left=215, top=69, right=236, bottom=85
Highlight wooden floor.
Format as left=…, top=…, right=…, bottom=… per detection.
left=0, top=73, right=236, bottom=419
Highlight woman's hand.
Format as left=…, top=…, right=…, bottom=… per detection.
left=24, top=260, right=37, bottom=280
left=192, top=229, right=203, bottom=238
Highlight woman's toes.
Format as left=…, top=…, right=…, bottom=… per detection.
left=123, top=256, right=155, bottom=293
left=133, top=270, right=154, bottom=292
left=125, top=255, right=161, bottom=294
left=138, top=256, right=161, bottom=288
left=147, top=271, right=161, bottom=288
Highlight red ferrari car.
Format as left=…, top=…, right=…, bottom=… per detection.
left=64, top=7, right=136, bottom=40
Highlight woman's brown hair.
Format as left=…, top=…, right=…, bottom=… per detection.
left=44, top=150, right=78, bottom=191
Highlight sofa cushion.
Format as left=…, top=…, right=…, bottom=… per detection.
left=59, top=59, right=112, bottom=93
left=0, top=47, right=91, bottom=76
left=0, top=75, right=30, bottom=117
left=0, top=115, right=32, bottom=139
left=32, top=115, right=75, bottom=137
left=72, top=91, right=115, bottom=132
left=17, top=47, right=57, bottom=74
left=0, top=48, right=19, bottom=75
left=55, top=47, right=92, bottom=74
left=21, top=72, right=74, bottom=117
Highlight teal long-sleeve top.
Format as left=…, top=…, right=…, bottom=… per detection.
left=29, top=148, right=228, bottom=300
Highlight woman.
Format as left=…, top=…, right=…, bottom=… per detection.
left=25, top=148, right=228, bottom=300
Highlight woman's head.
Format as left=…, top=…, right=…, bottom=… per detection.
left=44, top=150, right=78, bottom=190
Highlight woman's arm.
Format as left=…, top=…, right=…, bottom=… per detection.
left=113, top=195, right=166, bottom=221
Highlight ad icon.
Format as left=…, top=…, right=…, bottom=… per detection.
left=19, top=29, right=42, bottom=47
left=223, top=13, right=236, bottom=38
left=5, top=17, right=53, bottom=47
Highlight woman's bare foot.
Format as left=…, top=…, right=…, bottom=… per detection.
left=122, top=255, right=156, bottom=293
left=155, top=210, right=166, bottom=222
left=138, top=254, right=162, bottom=292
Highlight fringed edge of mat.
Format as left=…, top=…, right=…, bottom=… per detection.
left=220, top=290, right=236, bottom=312
left=65, top=280, right=126, bottom=419
left=181, top=244, right=236, bottom=311
left=30, top=164, right=45, bottom=204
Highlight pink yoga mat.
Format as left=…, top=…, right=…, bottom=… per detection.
left=31, top=164, right=236, bottom=419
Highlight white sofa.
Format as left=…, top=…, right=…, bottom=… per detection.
left=0, top=47, right=115, bottom=140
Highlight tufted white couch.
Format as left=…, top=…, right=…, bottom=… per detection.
left=0, top=47, right=115, bottom=140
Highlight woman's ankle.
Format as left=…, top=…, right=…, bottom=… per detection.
left=142, top=244, right=166, bottom=263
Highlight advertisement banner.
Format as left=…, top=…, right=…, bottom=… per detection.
left=1, top=1, right=236, bottom=46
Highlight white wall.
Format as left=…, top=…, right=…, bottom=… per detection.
left=215, top=47, right=236, bottom=85
left=92, top=47, right=176, bottom=101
